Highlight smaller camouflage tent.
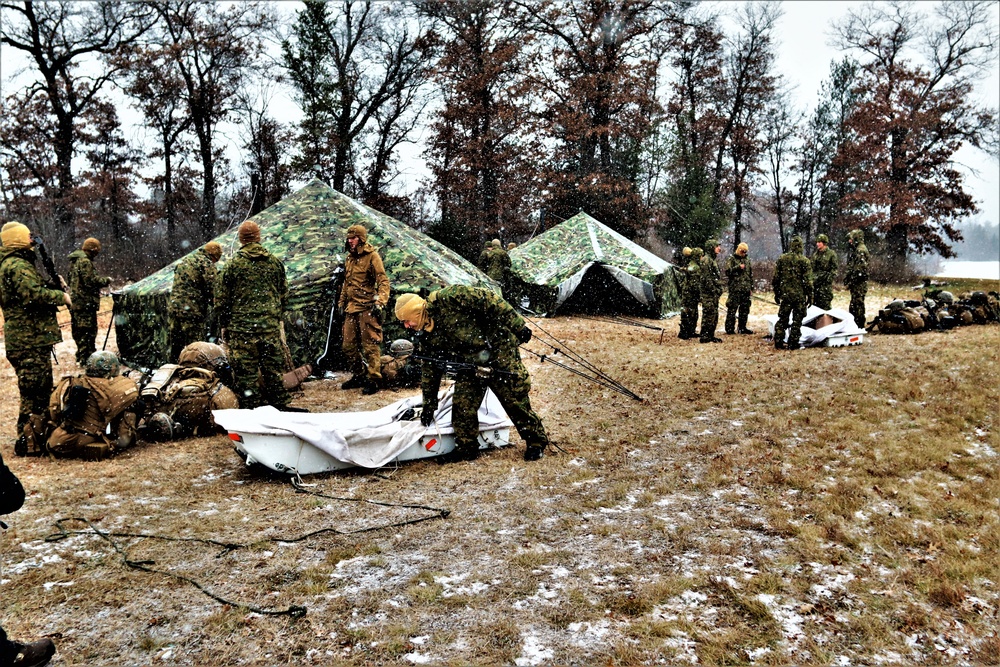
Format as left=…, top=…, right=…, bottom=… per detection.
left=510, top=212, right=680, bottom=317
left=114, top=180, right=498, bottom=370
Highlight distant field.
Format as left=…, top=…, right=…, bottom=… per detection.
left=1, top=283, right=998, bottom=666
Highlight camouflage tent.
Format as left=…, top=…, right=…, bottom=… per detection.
left=510, top=212, right=680, bottom=317
left=114, top=180, right=498, bottom=370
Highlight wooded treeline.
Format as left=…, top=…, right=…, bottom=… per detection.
left=0, top=0, right=996, bottom=280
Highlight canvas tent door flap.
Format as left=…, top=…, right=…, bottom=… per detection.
left=114, top=179, right=498, bottom=371
left=510, top=212, right=679, bottom=317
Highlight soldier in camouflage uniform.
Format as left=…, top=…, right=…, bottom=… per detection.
left=485, top=239, right=513, bottom=302
left=338, top=224, right=390, bottom=395
left=772, top=236, right=813, bottom=350
left=67, top=237, right=111, bottom=365
left=168, top=241, right=222, bottom=361
left=811, top=234, right=838, bottom=311
left=678, top=247, right=700, bottom=339
left=215, top=221, right=290, bottom=409
left=395, top=286, right=549, bottom=463
left=699, top=239, right=724, bottom=343
left=844, top=229, right=869, bottom=329
left=477, top=241, right=494, bottom=272
left=0, top=222, right=72, bottom=453
left=724, top=242, right=754, bottom=335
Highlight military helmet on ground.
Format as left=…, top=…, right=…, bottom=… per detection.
left=886, top=299, right=906, bottom=312
left=937, top=290, right=955, bottom=304
left=178, top=341, right=229, bottom=371
left=389, top=339, right=415, bottom=359
left=86, top=351, right=121, bottom=378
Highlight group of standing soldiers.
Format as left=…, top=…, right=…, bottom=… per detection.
left=678, top=230, right=871, bottom=351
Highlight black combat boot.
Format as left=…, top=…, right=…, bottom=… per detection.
left=13, top=435, right=28, bottom=457
left=738, top=328, right=755, bottom=334
left=523, top=445, right=545, bottom=461
left=361, top=379, right=380, bottom=396
left=11, top=638, right=56, bottom=667
left=340, top=375, right=364, bottom=390
left=437, top=447, right=480, bottom=464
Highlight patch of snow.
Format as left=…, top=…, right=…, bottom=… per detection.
left=404, top=652, right=434, bottom=664
left=42, top=581, right=74, bottom=590
left=515, top=634, right=553, bottom=666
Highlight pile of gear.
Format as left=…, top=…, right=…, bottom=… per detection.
left=870, top=289, right=1000, bottom=334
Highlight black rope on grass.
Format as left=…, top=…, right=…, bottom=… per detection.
left=44, top=489, right=451, bottom=619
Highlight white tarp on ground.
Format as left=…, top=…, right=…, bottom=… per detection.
left=765, top=306, right=867, bottom=347
left=213, top=386, right=512, bottom=469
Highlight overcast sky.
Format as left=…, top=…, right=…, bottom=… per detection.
left=1, top=1, right=998, bottom=231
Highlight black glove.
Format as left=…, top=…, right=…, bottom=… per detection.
left=516, top=325, right=532, bottom=344
left=420, top=405, right=436, bottom=427
left=371, top=304, right=384, bottom=323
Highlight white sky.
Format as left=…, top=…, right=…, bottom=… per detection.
left=1, top=1, right=998, bottom=231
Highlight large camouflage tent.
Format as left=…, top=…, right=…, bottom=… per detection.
left=114, top=179, right=498, bottom=370
left=510, top=212, right=681, bottom=317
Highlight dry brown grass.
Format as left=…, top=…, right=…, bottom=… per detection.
left=1, top=285, right=998, bottom=666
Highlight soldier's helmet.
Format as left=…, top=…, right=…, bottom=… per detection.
left=178, top=341, right=229, bottom=371
left=85, top=351, right=121, bottom=378
left=970, top=291, right=988, bottom=306
left=886, top=299, right=905, bottom=312
left=145, top=413, right=175, bottom=441
left=937, top=291, right=955, bottom=304
left=389, top=339, right=415, bottom=359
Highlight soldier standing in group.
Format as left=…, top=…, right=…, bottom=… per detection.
left=724, top=242, right=754, bottom=335
left=394, top=286, right=549, bottom=463
left=477, top=240, right=493, bottom=272
left=699, top=239, right=724, bottom=343
left=772, top=236, right=813, bottom=350
left=678, top=247, right=698, bottom=339
left=485, top=239, right=513, bottom=301
left=0, top=222, right=72, bottom=455
left=168, top=241, right=223, bottom=361
left=215, top=221, right=290, bottom=410
left=811, top=233, right=838, bottom=311
left=507, top=242, right=517, bottom=252
left=67, top=237, right=111, bottom=365
left=844, top=229, right=870, bottom=329
left=338, top=224, right=390, bottom=395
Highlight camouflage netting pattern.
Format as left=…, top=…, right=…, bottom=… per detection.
left=114, top=179, right=499, bottom=370
left=509, top=212, right=680, bottom=317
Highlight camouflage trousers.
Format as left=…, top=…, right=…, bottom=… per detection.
left=724, top=290, right=751, bottom=333
left=6, top=346, right=54, bottom=437
left=71, top=308, right=99, bottom=365
left=813, top=282, right=834, bottom=311
left=226, top=331, right=290, bottom=409
left=170, top=317, right=206, bottom=363
left=849, top=283, right=867, bottom=329
left=679, top=294, right=700, bottom=338
left=451, top=362, right=549, bottom=455
left=342, top=310, right=383, bottom=380
left=774, top=299, right=808, bottom=348
left=699, top=294, right=720, bottom=341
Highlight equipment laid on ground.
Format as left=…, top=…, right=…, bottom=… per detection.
left=215, top=387, right=512, bottom=475
left=764, top=306, right=866, bottom=348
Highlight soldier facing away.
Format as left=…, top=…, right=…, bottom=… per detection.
left=215, top=221, right=290, bottom=410
left=0, top=222, right=72, bottom=455
left=678, top=247, right=700, bottom=339
left=338, top=224, right=390, bottom=395
left=811, top=233, right=838, bottom=311
left=699, top=239, right=724, bottom=343
left=844, top=229, right=870, bottom=329
left=395, top=286, right=549, bottom=463
left=67, top=237, right=111, bottom=365
left=168, top=241, right=222, bottom=361
left=772, top=236, right=814, bottom=351
left=724, top=242, right=754, bottom=335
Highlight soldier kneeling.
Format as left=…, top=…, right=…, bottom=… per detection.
left=24, top=351, right=143, bottom=460
left=378, top=339, right=420, bottom=390
left=137, top=342, right=239, bottom=441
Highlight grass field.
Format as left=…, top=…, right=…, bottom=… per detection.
left=1, top=283, right=998, bottom=666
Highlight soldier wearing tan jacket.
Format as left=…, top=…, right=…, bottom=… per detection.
left=338, top=224, right=390, bottom=394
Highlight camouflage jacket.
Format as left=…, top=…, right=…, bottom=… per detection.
left=844, top=244, right=869, bottom=289
left=681, top=256, right=702, bottom=302
left=773, top=242, right=813, bottom=304
left=700, top=253, right=723, bottom=300
left=0, top=247, right=65, bottom=352
left=67, top=249, right=110, bottom=314
left=338, top=242, right=390, bottom=313
left=216, top=243, right=287, bottom=336
left=169, top=248, right=217, bottom=322
left=485, top=248, right=511, bottom=283
left=417, top=286, right=526, bottom=403
left=724, top=254, right=753, bottom=294
left=811, top=247, right=838, bottom=289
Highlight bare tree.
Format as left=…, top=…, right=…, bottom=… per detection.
left=0, top=1, right=153, bottom=233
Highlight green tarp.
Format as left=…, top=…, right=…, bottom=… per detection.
left=510, top=212, right=680, bottom=317
left=114, top=179, right=498, bottom=370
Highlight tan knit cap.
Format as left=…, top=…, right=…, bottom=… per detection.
left=238, top=221, right=260, bottom=245
left=1, top=222, right=31, bottom=249
left=204, top=241, right=222, bottom=261
left=82, top=237, right=101, bottom=253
